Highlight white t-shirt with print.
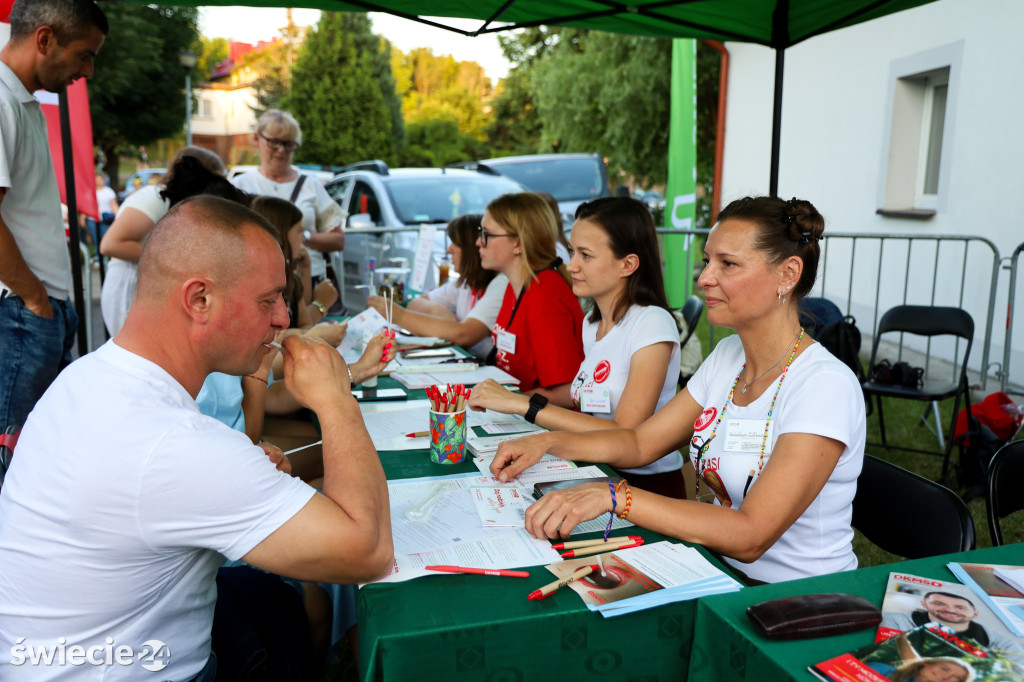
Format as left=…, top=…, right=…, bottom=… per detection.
left=424, top=274, right=508, bottom=359
left=232, top=170, right=346, bottom=278
left=686, top=335, right=866, bottom=583
left=0, top=341, right=315, bottom=681
left=571, top=305, right=682, bottom=474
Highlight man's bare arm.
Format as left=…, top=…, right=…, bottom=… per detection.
left=0, top=189, right=53, bottom=317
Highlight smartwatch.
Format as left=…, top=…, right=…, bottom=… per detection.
left=302, top=229, right=312, bottom=244
left=524, top=394, right=549, bottom=424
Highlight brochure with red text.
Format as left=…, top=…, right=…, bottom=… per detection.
left=811, top=622, right=1024, bottom=682
left=876, top=571, right=1024, bottom=659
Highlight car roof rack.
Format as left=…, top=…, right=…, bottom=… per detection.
left=443, top=161, right=500, bottom=176
left=340, top=160, right=390, bottom=175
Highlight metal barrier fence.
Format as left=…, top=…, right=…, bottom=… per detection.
left=655, top=228, right=1004, bottom=393
left=1001, top=243, right=1024, bottom=394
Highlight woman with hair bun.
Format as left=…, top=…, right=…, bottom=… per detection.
left=490, top=195, right=866, bottom=584
left=478, top=193, right=584, bottom=403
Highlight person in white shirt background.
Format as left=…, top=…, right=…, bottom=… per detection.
left=367, top=213, right=508, bottom=360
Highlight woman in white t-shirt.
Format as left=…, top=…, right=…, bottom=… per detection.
left=99, top=147, right=232, bottom=335
left=367, top=214, right=507, bottom=360
left=488, top=196, right=866, bottom=584
left=469, top=197, right=685, bottom=498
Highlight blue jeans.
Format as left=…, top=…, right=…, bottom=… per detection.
left=0, top=293, right=78, bottom=428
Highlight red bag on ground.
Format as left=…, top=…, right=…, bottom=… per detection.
left=953, top=391, right=1022, bottom=445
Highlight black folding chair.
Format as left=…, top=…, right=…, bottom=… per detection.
left=861, top=305, right=974, bottom=483
left=986, top=440, right=1024, bottom=546
left=853, top=455, right=975, bottom=559
left=678, top=295, right=704, bottom=389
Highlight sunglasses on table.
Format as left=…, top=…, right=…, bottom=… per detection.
left=258, top=132, right=299, bottom=152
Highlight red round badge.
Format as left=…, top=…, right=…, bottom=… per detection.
left=593, top=360, right=611, bottom=384
left=693, top=407, right=717, bottom=432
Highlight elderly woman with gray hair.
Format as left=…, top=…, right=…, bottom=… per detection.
left=231, top=109, right=346, bottom=294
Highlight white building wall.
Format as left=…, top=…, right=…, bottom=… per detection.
left=721, top=0, right=1024, bottom=390
left=191, top=85, right=259, bottom=137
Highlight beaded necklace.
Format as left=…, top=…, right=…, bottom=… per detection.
left=694, top=328, right=805, bottom=500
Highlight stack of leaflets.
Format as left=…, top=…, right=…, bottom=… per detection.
left=544, top=541, right=743, bottom=618
left=811, top=622, right=1024, bottom=681
left=391, top=364, right=520, bottom=389
left=467, top=420, right=545, bottom=457
left=948, top=562, right=1024, bottom=638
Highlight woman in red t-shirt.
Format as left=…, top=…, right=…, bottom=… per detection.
left=478, top=193, right=584, bottom=405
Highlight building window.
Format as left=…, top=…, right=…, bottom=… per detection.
left=877, top=42, right=962, bottom=219
left=199, top=98, right=213, bottom=120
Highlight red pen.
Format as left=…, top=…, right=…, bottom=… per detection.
left=405, top=431, right=430, bottom=438
left=425, top=565, right=529, bottom=578
left=560, top=538, right=644, bottom=558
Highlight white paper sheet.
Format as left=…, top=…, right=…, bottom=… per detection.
left=359, top=400, right=431, bottom=450
left=393, top=365, right=520, bottom=389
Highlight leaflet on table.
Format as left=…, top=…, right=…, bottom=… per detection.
left=358, top=399, right=432, bottom=451
left=368, top=529, right=561, bottom=585
left=544, top=542, right=742, bottom=618
left=388, top=472, right=524, bottom=555
left=949, top=562, right=1024, bottom=637
left=996, top=567, right=1024, bottom=596
left=467, top=428, right=541, bottom=457
left=471, top=453, right=576, bottom=480
left=338, top=307, right=389, bottom=356
left=876, top=571, right=1024, bottom=658
left=810, top=622, right=1024, bottom=682
left=392, top=365, right=520, bottom=389
left=469, top=466, right=634, bottom=535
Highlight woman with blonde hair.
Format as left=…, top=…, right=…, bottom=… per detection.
left=479, top=193, right=583, bottom=404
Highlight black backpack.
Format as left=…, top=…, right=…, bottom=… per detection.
left=817, top=316, right=865, bottom=381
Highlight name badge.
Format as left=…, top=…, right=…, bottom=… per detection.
left=580, top=387, right=612, bottom=413
left=723, top=419, right=772, bottom=452
left=497, top=329, right=516, bottom=354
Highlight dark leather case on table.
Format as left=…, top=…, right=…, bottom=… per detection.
left=746, top=593, right=881, bottom=640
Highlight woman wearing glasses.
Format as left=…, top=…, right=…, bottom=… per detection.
left=231, top=109, right=345, bottom=295
left=479, top=193, right=584, bottom=404
left=366, top=214, right=508, bottom=360
left=490, top=196, right=866, bottom=584
left=469, top=197, right=685, bottom=498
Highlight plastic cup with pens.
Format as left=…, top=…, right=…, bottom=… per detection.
left=427, top=384, right=470, bottom=465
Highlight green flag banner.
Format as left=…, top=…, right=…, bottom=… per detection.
left=663, top=38, right=697, bottom=306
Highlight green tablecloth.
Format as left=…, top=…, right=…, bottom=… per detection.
left=358, top=400, right=738, bottom=682
left=687, top=544, right=1024, bottom=681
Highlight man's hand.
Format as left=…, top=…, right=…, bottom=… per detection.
left=22, top=289, right=54, bottom=319
left=281, top=335, right=352, bottom=411
left=257, top=441, right=292, bottom=475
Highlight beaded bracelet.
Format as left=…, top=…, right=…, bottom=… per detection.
left=615, top=479, right=632, bottom=520
left=346, top=365, right=354, bottom=385
left=604, top=481, right=617, bottom=541
left=244, top=374, right=267, bottom=386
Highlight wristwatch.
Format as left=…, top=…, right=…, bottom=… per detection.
left=524, top=394, right=549, bottom=424
left=302, top=229, right=312, bottom=244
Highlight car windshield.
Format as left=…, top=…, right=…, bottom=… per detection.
left=487, top=158, right=603, bottom=202
left=384, top=175, right=523, bottom=224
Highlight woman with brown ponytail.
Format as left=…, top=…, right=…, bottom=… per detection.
left=490, top=196, right=867, bottom=584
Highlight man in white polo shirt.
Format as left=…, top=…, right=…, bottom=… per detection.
left=0, top=196, right=394, bottom=680
left=0, top=0, right=107, bottom=429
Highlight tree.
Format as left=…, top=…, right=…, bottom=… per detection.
left=239, top=17, right=304, bottom=117
left=197, top=36, right=229, bottom=85
left=532, top=31, right=672, bottom=184
left=285, top=12, right=397, bottom=166
left=88, top=5, right=200, bottom=184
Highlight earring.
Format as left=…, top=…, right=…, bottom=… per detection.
left=513, top=249, right=521, bottom=256
left=778, top=291, right=786, bottom=306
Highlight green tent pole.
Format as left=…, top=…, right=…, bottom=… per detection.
left=663, top=38, right=697, bottom=306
